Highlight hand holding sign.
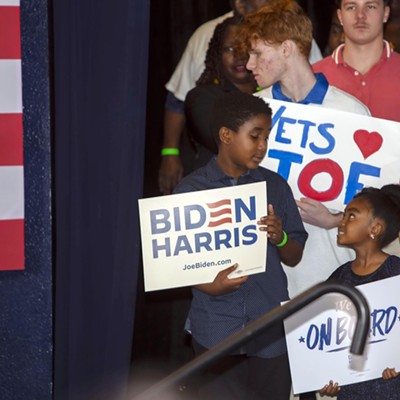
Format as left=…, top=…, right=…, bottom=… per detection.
left=320, top=380, right=340, bottom=397
left=196, top=263, right=249, bottom=296
left=257, top=204, right=283, bottom=245
left=382, top=368, right=400, bottom=380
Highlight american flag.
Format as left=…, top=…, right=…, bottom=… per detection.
left=0, top=0, right=24, bottom=270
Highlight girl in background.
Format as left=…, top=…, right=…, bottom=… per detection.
left=184, top=16, right=256, bottom=162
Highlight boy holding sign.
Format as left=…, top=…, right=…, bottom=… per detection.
left=239, top=0, right=371, bottom=300
left=174, top=91, right=307, bottom=399
left=320, top=184, right=400, bottom=399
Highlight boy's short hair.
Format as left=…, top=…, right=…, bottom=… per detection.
left=210, top=91, right=272, bottom=146
left=238, top=0, right=312, bottom=58
left=335, top=0, right=391, bottom=7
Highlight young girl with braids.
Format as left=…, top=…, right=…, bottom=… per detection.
left=319, top=184, right=400, bottom=400
left=184, top=16, right=256, bottom=162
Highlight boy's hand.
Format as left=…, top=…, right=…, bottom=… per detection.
left=194, top=264, right=248, bottom=296
left=382, top=367, right=400, bottom=380
left=320, top=380, right=340, bottom=397
left=258, top=204, right=284, bottom=245
left=296, top=197, right=342, bottom=229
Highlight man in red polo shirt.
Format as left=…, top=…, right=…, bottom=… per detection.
left=313, top=0, right=400, bottom=122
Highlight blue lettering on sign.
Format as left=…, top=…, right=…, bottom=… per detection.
left=173, top=236, right=193, bottom=256
left=345, top=162, right=381, bottom=204
left=184, top=205, right=206, bottom=230
left=268, top=104, right=387, bottom=208
left=149, top=194, right=259, bottom=259
left=235, top=197, right=256, bottom=222
left=271, top=105, right=287, bottom=129
left=371, top=306, right=398, bottom=336
left=215, top=230, right=232, bottom=250
left=276, top=116, right=296, bottom=145
left=309, top=123, right=335, bottom=155
left=297, top=119, right=317, bottom=148
left=195, top=233, right=212, bottom=252
left=307, top=318, right=332, bottom=351
left=268, top=149, right=303, bottom=180
left=151, top=209, right=171, bottom=234
left=152, top=237, right=171, bottom=258
left=242, top=225, right=257, bottom=245
left=301, top=306, right=399, bottom=352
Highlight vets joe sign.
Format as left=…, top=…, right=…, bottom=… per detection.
left=260, top=99, right=400, bottom=211
left=139, top=182, right=268, bottom=291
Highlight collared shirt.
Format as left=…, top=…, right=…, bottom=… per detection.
left=258, top=72, right=370, bottom=115
left=174, top=158, right=308, bottom=358
left=272, top=72, right=329, bottom=105
left=313, top=41, right=400, bottom=122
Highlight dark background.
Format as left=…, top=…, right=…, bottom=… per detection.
left=131, top=0, right=334, bottom=389
left=143, top=0, right=335, bottom=196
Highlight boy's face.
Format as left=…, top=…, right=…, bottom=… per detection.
left=219, top=113, right=271, bottom=178
left=247, top=39, right=286, bottom=89
left=338, top=0, right=390, bottom=45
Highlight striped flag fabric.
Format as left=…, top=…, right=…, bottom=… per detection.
left=0, top=0, right=24, bottom=270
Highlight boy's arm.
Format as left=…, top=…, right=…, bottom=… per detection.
left=194, top=264, right=248, bottom=296
left=276, top=237, right=303, bottom=267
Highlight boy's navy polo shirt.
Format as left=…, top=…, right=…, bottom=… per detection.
left=174, top=158, right=307, bottom=358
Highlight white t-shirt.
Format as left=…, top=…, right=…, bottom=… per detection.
left=166, top=12, right=234, bottom=101
left=166, top=11, right=323, bottom=101
left=255, top=85, right=370, bottom=298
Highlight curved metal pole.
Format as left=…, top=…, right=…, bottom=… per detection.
left=134, top=281, right=370, bottom=399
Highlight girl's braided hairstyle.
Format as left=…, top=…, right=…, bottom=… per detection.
left=196, top=16, right=243, bottom=87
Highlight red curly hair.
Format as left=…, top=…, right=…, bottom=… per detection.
left=237, top=0, right=312, bottom=58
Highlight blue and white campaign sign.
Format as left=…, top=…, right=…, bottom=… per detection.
left=138, top=182, right=268, bottom=292
left=260, top=99, right=400, bottom=211
left=284, top=275, right=400, bottom=394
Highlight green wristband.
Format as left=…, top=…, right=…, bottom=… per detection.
left=161, top=148, right=180, bottom=156
left=276, top=230, right=288, bottom=247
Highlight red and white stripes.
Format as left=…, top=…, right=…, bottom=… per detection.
left=0, top=0, right=24, bottom=270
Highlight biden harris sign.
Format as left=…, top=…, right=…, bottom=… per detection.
left=138, top=182, right=268, bottom=291
left=260, top=99, right=400, bottom=211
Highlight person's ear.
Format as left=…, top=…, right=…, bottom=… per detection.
left=219, top=126, right=233, bottom=144
left=337, top=9, right=343, bottom=26
left=383, top=6, right=390, bottom=23
left=370, top=219, right=385, bottom=240
left=281, top=40, right=293, bottom=56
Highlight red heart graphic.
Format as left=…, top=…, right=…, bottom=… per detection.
left=353, top=129, right=383, bottom=159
